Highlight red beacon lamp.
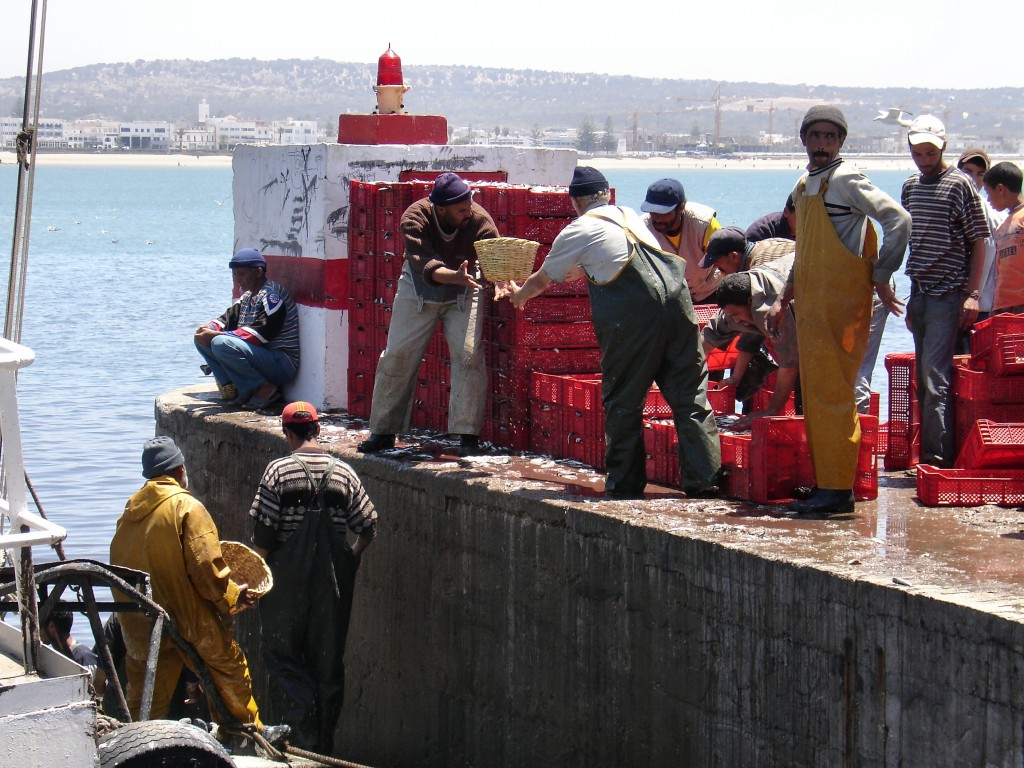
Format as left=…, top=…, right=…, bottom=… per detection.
left=373, top=44, right=410, bottom=115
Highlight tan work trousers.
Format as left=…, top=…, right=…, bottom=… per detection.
left=368, top=264, right=487, bottom=436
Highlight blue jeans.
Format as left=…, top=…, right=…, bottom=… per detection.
left=907, top=288, right=961, bottom=466
left=195, top=334, right=297, bottom=399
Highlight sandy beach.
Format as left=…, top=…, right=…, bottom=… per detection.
left=5, top=149, right=1020, bottom=174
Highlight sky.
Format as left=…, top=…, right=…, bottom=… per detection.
left=3, top=1, right=1012, bottom=92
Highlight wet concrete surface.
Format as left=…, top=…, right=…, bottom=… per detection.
left=275, top=408, right=1024, bottom=614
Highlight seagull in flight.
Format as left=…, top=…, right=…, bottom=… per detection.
left=874, top=108, right=914, bottom=127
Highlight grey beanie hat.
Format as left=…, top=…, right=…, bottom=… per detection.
left=141, top=436, right=185, bottom=479
left=800, top=105, right=848, bottom=138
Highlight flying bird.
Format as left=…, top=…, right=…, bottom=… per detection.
left=874, top=108, right=914, bottom=127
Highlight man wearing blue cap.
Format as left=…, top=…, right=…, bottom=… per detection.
left=641, top=178, right=722, bottom=304
left=359, top=172, right=499, bottom=455
left=195, top=247, right=300, bottom=409
left=508, top=166, right=720, bottom=500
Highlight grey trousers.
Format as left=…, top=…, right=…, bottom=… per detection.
left=368, top=268, right=487, bottom=436
left=907, top=289, right=961, bottom=466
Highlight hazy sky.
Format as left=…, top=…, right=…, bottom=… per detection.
left=4, top=1, right=1010, bottom=91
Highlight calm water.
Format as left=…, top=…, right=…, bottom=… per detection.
left=0, top=160, right=916, bottom=565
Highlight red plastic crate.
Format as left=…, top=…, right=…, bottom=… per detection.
left=564, top=432, right=605, bottom=469
left=374, top=207, right=402, bottom=232
left=529, top=400, right=563, bottom=455
left=916, top=464, right=1024, bottom=507
left=955, top=398, right=1023, bottom=452
left=375, top=276, right=398, bottom=306
left=751, top=388, right=797, bottom=416
left=378, top=253, right=403, bottom=280
left=720, top=432, right=753, bottom=499
left=348, top=180, right=372, bottom=208
left=346, top=370, right=374, bottom=418
left=372, top=182, right=414, bottom=211
left=954, top=360, right=1024, bottom=402
left=749, top=417, right=815, bottom=503
left=735, top=415, right=878, bottom=504
left=349, top=274, right=375, bottom=302
left=969, top=313, right=1024, bottom=371
left=884, top=352, right=919, bottom=470
left=707, top=382, right=737, bottom=416
left=375, top=229, right=401, bottom=257
left=643, top=419, right=680, bottom=488
left=486, top=316, right=597, bottom=349
left=473, top=185, right=529, bottom=217
left=492, top=296, right=591, bottom=323
left=530, top=373, right=673, bottom=420
left=706, top=337, right=739, bottom=372
left=692, top=304, right=720, bottom=329
left=955, top=420, right=1024, bottom=469
left=486, top=344, right=601, bottom=378
left=484, top=417, right=531, bottom=452
left=512, top=216, right=575, bottom=244
left=877, top=422, right=889, bottom=458
left=525, top=187, right=576, bottom=217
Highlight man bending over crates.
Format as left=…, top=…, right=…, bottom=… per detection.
left=358, top=172, right=499, bottom=456
left=503, top=166, right=721, bottom=500
left=704, top=253, right=799, bottom=430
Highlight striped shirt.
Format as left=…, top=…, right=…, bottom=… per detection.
left=901, top=166, right=991, bottom=296
left=249, top=451, right=377, bottom=548
left=212, top=279, right=300, bottom=368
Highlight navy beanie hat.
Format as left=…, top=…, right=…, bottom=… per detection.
left=568, top=166, right=609, bottom=197
left=141, top=436, right=185, bottom=479
left=228, top=247, right=266, bottom=269
left=800, top=105, right=848, bottom=139
left=429, top=172, right=473, bottom=206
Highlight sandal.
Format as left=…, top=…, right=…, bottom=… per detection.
left=242, top=387, right=282, bottom=410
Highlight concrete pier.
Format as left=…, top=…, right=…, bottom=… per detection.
left=159, top=384, right=1024, bottom=768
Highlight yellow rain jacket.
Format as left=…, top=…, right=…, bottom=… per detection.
left=110, top=475, right=261, bottom=727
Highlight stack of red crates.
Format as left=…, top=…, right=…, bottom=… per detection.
left=481, top=185, right=608, bottom=450
left=719, top=415, right=879, bottom=504
left=346, top=181, right=605, bottom=449
left=347, top=180, right=414, bottom=419
left=916, top=313, right=1024, bottom=506
left=530, top=373, right=675, bottom=470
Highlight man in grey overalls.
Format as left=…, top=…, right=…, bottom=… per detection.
left=508, top=166, right=720, bottom=499
left=359, top=173, right=499, bottom=455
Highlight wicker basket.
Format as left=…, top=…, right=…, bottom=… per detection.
left=474, top=237, right=540, bottom=282
left=221, top=541, right=273, bottom=599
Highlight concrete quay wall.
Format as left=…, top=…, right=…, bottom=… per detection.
left=158, top=387, right=1024, bottom=768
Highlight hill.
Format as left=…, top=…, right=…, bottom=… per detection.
left=2, top=59, right=1023, bottom=149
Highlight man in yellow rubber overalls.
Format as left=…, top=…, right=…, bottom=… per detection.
left=782, top=106, right=911, bottom=515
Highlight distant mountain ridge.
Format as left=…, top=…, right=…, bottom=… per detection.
left=2, top=59, right=1022, bottom=148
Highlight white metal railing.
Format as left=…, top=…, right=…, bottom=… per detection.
left=1, top=337, right=66, bottom=551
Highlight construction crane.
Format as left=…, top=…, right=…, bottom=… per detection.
left=676, top=84, right=723, bottom=153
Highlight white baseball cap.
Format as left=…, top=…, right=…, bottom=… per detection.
left=908, top=115, right=946, bottom=148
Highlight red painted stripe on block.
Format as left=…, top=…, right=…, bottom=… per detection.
left=264, top=254, right=348, bottom=310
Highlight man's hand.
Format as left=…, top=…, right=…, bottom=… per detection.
left=493, top=280, right=519, bottom=301
left=764, top=298, right=785, bottom=339
left=434, top=261, right=483, bottom=290
left=874, top=281, right=905, bottom=318
left=729, top=412, right=760, bottom=431
left=230, top=583, right=255, bottom=614
left=960, top=294, right=980, bottom=330
left=194, top=326, right=219, bottom=347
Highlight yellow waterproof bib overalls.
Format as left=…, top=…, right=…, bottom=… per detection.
left=794, top=179, right=874, bottom=490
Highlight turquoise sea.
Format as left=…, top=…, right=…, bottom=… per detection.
left=0, top=160, right=916, bottom=566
